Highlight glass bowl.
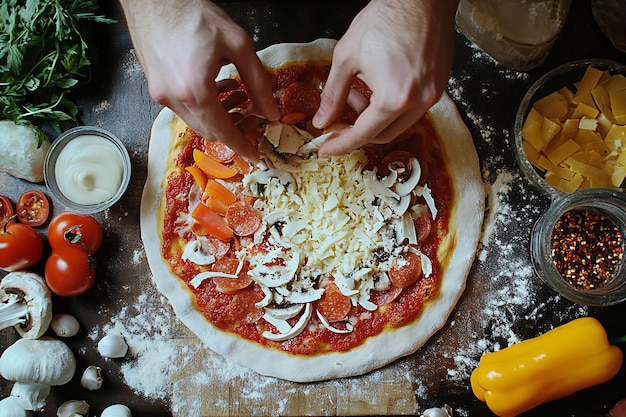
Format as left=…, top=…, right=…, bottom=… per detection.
left=531, top=188, right=626, bottom=306
left=44, top=126, right=131, bottom=213
left=513, top=58, right=626, bottom=199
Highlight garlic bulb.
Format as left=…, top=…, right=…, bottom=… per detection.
left=0, top=396, right=32, bottom=417
left=101, top=404, right=132, bottom=417
left=50, top=314, right=80, bottom=338
left=97, top=334, right=128, bottom=358
left=56, top=400, right=89, bottom=417
left=80, top=366, right=102, bottom=390
left=421, top=405, right=453, bottom=417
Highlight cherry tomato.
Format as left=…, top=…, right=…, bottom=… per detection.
left=0, top=219, right=44, bottom=271
left=0, top=196, right=14, bottom=225
left=16, top=190, right=50, bottom=227
left=45, top=250, right=95, bottom=296
left=48, top=212, right=103, bottom=254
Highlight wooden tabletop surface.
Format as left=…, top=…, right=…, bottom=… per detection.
left=1, top=1, right=625, bottom=416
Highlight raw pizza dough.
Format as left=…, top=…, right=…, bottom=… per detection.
left=140, top=38, right=484, bottom=382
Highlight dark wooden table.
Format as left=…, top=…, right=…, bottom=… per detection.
left=1, top=1, right=625, bottom=416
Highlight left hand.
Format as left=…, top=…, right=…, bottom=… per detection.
left=313, top=0, right=458, bottom=156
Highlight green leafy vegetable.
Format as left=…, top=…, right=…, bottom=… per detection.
left=0, top=0, right=115, bottom=143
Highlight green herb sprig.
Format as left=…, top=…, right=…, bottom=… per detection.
left=0, top=0, right=115, bottom=143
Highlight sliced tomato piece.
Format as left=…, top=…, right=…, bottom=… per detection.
left=0, top=196, right=14, bottom=226
left=389, top=251, right=422, bottom=288
left=314, top=282, right=351, bottom=323
left=16, top=190, right=50, bottom=227
left=225, top=201, right=261, bottom=237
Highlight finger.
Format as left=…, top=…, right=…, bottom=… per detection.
left=313, top=61, right=354, bottom=129
left=177, top=89, right=259, bottom=161
left=232, top=48, right=280, bottom=121
left=319, top=102, right=394, bottom=156
left=346, top=87, right=369, bottom=115
left=220, top=90, right=248, bottom=110
left=216, top=78, right=240, bottom=93
left=368, top=110, right=423, bottom=144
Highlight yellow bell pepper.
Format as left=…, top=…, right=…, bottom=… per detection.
left=471, top=317, right=623, bottom=417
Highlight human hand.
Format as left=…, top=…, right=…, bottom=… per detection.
left=120, top=0, right=280, bottom=160
left=313, top=0, right=458, bottom=156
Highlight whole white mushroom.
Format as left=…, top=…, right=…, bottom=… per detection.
left=0, top=337, right=76, bottom=411
left=0, top=272, right=52, bottom=339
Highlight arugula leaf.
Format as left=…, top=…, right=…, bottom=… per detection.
left=0, top=0, right=115, bottom=144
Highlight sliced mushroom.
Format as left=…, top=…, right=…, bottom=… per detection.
left=394, top=158, right=422, bottom=196
left=0, top=272, right=52, bottom=339
left=263, top=303, right=304, bottom=320
left=0, top=337, right=76, bottom=411
left=262, top=302, right=312, bottom=341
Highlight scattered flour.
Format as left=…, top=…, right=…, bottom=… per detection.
left=92, top=35, right=587, bottom=416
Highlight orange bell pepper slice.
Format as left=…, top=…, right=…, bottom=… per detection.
left=202, top=179, right=238, bottom=206
left=185, top=166, right=208, bottom=191
left=193, top=149, right=238, bottom=179
left=190, top=202, right=233, bottom=241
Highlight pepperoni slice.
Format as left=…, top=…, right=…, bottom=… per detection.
left=226, top=201, right=261, bottom=236
left=374, top=285, right=403, bottom=306
left=282, top=82, right=321, bottom=119
left=413, top=210, right=433, bottom=244
left=200, top=236, right=231, bottom=259
left=272, top=64, right=313, bottom=89
left=388, top=251, right=422, bottom=288
left=314, top=282, right=351, bottom=323
left=211, top=256, right=253, bottom=294
left=229, top=287, right=264, bottom=324
left=205, top=141, right=236, bottom=163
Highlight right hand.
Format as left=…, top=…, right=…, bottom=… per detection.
left=120, top=0, right=280, bottom=160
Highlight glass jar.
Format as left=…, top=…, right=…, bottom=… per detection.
left=531, top=188, right=626, bottom=306
left=456, top=0, right=572, bottom=71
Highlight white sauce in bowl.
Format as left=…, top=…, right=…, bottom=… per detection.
left=55, top=134, right=124, bottom=205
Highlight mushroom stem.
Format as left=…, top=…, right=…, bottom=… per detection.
left=0, top=294, right=29, bottom=330
left=0, top=272, right=52, bottom=339
left=10, top=382, right=51, bottom=411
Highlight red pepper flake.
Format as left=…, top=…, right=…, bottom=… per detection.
left=550, top=209, right=623, bottom=290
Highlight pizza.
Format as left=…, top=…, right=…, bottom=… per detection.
left=140, top=39, right=484, bottom=382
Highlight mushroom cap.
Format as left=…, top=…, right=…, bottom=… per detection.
left=0, top=337, right=76, bottom=386
left=0, top=272, right=52, bottom=339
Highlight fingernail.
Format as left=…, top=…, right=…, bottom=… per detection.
left=312, top=109, right=325, bottom=129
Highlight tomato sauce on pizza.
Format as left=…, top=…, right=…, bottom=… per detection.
left=159, top=63, right=453, bottom=355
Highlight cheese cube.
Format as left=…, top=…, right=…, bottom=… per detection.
left=575, top=66, right=604, bottom=93
left=609, top=89, right=626, bottom=124
left=534, top=92, right=568, bottom=119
